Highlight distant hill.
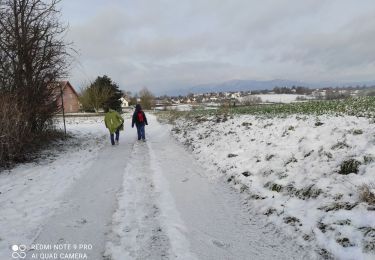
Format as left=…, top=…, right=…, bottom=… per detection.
left=164, top=79, right=375, bottom=96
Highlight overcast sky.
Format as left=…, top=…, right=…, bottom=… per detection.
left=61, top=0, right=375, bottom=94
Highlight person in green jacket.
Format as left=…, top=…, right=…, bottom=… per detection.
left=104, top=107, right=124, bottom=145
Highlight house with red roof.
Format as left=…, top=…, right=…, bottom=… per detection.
left=55, top=81, right=81, bottom=113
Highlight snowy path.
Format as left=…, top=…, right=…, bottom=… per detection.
left=1, top=115, right=311, bottom=259
left=145, top=122, right=309, bottom=260
left=30, top=136, right=134, bottom=259
left=104, top=115, right=311, bottom=260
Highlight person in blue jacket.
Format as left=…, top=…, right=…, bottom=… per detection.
left=132, top=104, right=148, bottom=141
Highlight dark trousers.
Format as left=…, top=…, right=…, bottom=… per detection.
left=110, top=128, right=120, bottom=145
left=137, top=125, right=145, bottom=140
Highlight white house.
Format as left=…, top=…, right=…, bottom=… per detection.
left=120, top=97, right=129, bottom=111
left=230, top=92, right=241, bottom=99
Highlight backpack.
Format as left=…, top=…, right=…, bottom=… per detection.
left=137, top=111, right=144, bottom=123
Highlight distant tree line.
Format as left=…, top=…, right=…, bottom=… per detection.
left=325, top=89, right=351, bottom=100
left=273, top=86, right=313, bottom=95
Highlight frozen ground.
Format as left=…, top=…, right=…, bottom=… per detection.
left=0, top=114, right=312, bottom=259
left=171, top=113, right=375, bottom=260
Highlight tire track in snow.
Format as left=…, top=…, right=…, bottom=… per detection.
left=147, top=141, right=198, bottom=260
left=105, top=142, right=173, bottom=260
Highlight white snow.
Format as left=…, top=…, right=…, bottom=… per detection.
left=1, top=112, right=349, bottom=259
left=155, top=104, right=219, bottom=112
left=104, top=138, right=198, bottom=260
left=0, top=117, right=108, bottom=259
left=105, top=116, right=311, bottom=259
left=241, top=94, right=312, bottom=103
left=171, top=114, right=375, bottom=260
left=148, top=141, right=199, bottom=260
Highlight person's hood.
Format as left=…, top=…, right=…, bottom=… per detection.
left=135, top=104, right=142, bottom=111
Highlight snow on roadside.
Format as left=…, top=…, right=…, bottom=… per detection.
left=0, top=116, right=107, bottom=259
left=171, top=114, right=375, bottom=260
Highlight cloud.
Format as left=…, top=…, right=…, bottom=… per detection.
left=62, top=0, right=375, bottom=94
left=284, top=11, right=375, bottom=67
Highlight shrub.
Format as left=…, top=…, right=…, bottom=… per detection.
left=364, top=155, right=375, bottom=164
left=285, top=156, right=298, bottom=166
left=0, top=93, right=64, bottom=168
left=0, top=94, right=31, bottom=166
left=241, top=122, right=252, bottom=127
left=264, top=182, right=283, bottom=192
left=336, top=237, right=353, bottom=248
left=352, top=129, right=363, bottom=135
left=241, top=95, right=262, bottom=105
left=318, top=202, right=358, bottom=212
left=332, top=141, right=350, bottom=150
left=283, top=216, right=300, bottom=226
left=339, top=159, right=361, bottom=175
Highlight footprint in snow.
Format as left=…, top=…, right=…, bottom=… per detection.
left=57, top=238, right=65, bottom=243
left=124, top=226, right=131, bottom=233
left=79, top=218, right=87, bottom=224
left=212, top=239, right=230, bottom=249
left=74, top=218, right=88, bottom=227
left=181, top=178, right=189, bottom=183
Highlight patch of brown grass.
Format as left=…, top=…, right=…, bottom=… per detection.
left=359, top=184, right=375, bottom=205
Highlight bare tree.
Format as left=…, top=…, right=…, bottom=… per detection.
left=79, top=75, right=123, bottom=113
left=0, top=0, right=70, bottom=132
left=0, top=0, right=70, bottom=166
left=79, top=83, right=113, bottom=113
left=139, top=87, right=155, bottom=110
left=241, top=95, right=262, bottom=105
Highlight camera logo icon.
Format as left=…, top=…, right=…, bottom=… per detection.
left=11, top=245, right=27, bottom=259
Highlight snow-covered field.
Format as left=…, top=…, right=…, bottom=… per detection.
left=171, top=114, right=375, bottom=259
left=155, top=104, right=220, bottom=112
left=154, top=104, right=195, bottom=111
left=241, top=94, right=312, bottom=104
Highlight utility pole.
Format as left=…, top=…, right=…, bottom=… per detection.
left=60, top=85, right=67, bottom=138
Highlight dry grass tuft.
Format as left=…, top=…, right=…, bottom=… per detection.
left=359, top=184, right=375, bottom=205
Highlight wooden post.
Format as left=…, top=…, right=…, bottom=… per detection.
left=60, top=85, right=67, bottom=138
